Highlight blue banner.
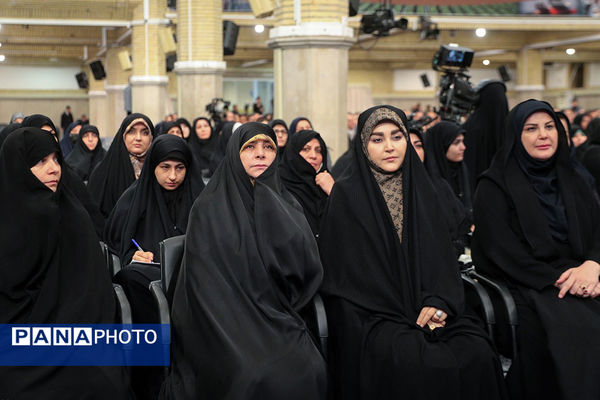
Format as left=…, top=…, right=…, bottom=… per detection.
left=0, top=324, right=170, bottom=366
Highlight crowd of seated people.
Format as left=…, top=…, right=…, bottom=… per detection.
left=1, top=92, right=600, bottom=400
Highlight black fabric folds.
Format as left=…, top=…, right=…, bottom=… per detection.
left=88, top=113, right=154, bottom=218
left=188, top=117, right=218, bottom=172
left=424, top=121, right=473, bottom=215
left=0, top=123, right=21, bottom=148
left=319, top=105, right=505, bottom=400
left=162, top=122, right=327, bottom=400
left=65, top=124, right=106, bottom=182
left=105, top=135, right=203, bottom=265
left=472, top=99, right=600, bottom=400
left=462, top=81, right=509, bottom=188
left=279, top=130, right=328, bottom=235
left=0, top=127, right=130, bottom=399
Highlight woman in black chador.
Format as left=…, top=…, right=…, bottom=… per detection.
left=279, top=129, right=335, bottom=235
left=472, top=99, right=600, bottom=400
left=319, top=105, right=507, bottom=400
left=0, top=127, right=131, bottom=399
left=161, top=122, right=327, bottom=400
left=88, top=113, right=154, bottom=218
left=65, top=124, right=106, bottom=182
left=424, top=121, right=473, bottom=219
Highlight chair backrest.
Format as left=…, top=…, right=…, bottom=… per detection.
left=159, top=235, right=185, bottom=300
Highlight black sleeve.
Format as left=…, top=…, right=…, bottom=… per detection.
left=472, top=179, right=566, bottom=290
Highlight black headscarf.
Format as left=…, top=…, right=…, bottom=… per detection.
left=289, top=117, right=312, bottom=136
left=462, top=81, right=508, bottom=188
left=320, top=105, right=464, bottom=321
left=60, top=120, right=86, bottom=156
left=20, top=114, right=106, bottom=237
left=188, top=117, right=218, bottom=172
left=0, top=122, right=21, bottom=149
left=424, top=121, right=473, bottom=214
left=105, top=135, right=203, bottom=264
left=279, top=130, right=329, bottom=235
left=585, top=117, right=600, bottom=145
left=208, top=121, right=239, bottom=174
left=473, top=99, right=600, bottom=290
left=176, top=118, right=192, bottom=140
left=0, top=127, right=130, bottom=398
left=269, top=119, right=289, bottom=159
left=88, top=113, right=154, bottom=218
left=65, top=125, right=106, bottom=182
left=21, top=114, right=58, bottom=138
left=158, top=121, right=182, bottom=137
left=163, top=122, right=327, bottom=399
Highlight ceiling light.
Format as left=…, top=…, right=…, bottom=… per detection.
left=254, top=24, right=265, bottom=34
left=0, top=55, right=6, bottom=62
left=482, top=59, right=490, bottom=66
left=448, top=43, right=459, bottom=47
left=475, top=28, right=487, bottom=38
left=566, top=48, right=576, bottom=55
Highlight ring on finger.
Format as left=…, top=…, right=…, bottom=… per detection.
left=435, top=310, right=443, bottom=318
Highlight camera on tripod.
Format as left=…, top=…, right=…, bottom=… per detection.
left=205, top=98, right=231, bottom=124
left=433, top=45, right=479, bottom=123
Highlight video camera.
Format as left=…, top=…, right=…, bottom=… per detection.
left=432, top=45, right=479, bottom=123
left=360, top=8, right=408, bottom=37
left=205, top=98, right=231, bottom=124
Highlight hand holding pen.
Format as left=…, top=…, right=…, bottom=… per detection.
left=131, top=239, right=155, bottom=263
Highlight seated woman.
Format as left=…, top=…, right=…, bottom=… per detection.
left=319, top=105, right=507, bottom=400
left=60, top=119, right=85, bottom=156
left=289, top=116, right=313, bottom=135
left=269, top=119, right=289, bottom=160
left=472, top=100, right=600, bottom=400
left=187, top=116, right=218, bottom=176
left=161, top=122, right=327, bottom=400
left=280, top=129, right=334, bottom=235
left=21, top=114, right=105, bottom=237
left=424, top=121, right=473, bottom=219
left=65, top=124, right=106, bottom=182
left=175, top=118, right=192, bottom=140
left=88, top=113, right=154, bottom=218
left=410, top=127, right=470, bottom=257
left=160, top=121, right=184, bottom=138
left=0, top=127, right=131, bottom=399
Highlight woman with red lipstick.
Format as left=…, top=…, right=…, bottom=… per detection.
left=472, top=100, right=600, bottom=400
left=0, top=127, right=132, bottom=399
left=88, top=113, right=154, bottom=218
left=280, top=130, right=334, bottom=235
left=319, top=105, right=507, bottom=400
left=162, top=122, right=327, bottom=400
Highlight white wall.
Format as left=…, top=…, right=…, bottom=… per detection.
left=587, top=63, right=600, bottom=87
left=545, top=63, right=569, bottom=89
left=393, top=69, right=438, bottom=91
left=0, top=65, right=82, bottom=90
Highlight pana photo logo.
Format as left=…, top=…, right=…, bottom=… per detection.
left=0, top=324, right=169, bottom=366
left=12, top=326, right=158, bottom=346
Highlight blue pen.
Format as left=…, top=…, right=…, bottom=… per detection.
left=131, top=238, right=144, bottom=252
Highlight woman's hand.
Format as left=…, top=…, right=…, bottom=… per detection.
left=416, top=307, right=447, bottom=330
left=315, top=171, right=335, bottom=196
left=555, top=260, right=600, bottom=298
left=132, top=250, right=154, bottom=263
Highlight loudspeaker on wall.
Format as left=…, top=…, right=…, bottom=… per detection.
left=498, top=65, right=511, bottom=82
left=89, top=60, right=106, bottom=80
left=223, top=21, right=239, bottom=56
left=75, top=72, right=89, bottom=89
left=420, top=73, right=431, bottom=88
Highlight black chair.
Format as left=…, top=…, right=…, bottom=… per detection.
left=464, top=267, right=519, bottom=362
left=461, top=269, right=496, bottom=339
left=113, top=283, right=133, bottom=324
left=99, top=241, right=122, bottom=277
left=303, top=293, right=329, bottom=361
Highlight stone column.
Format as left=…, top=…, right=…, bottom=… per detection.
left=105, top=47, right=131, bottom=137
left=268, top=0, right=355, bottom=161
left=174, top=0, right=224, bottom=121
left=86, top=64, right=108, bottom=137
left=515, top=48, right=545, bottom=102
left=130, top=0, right=169, bottom=125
